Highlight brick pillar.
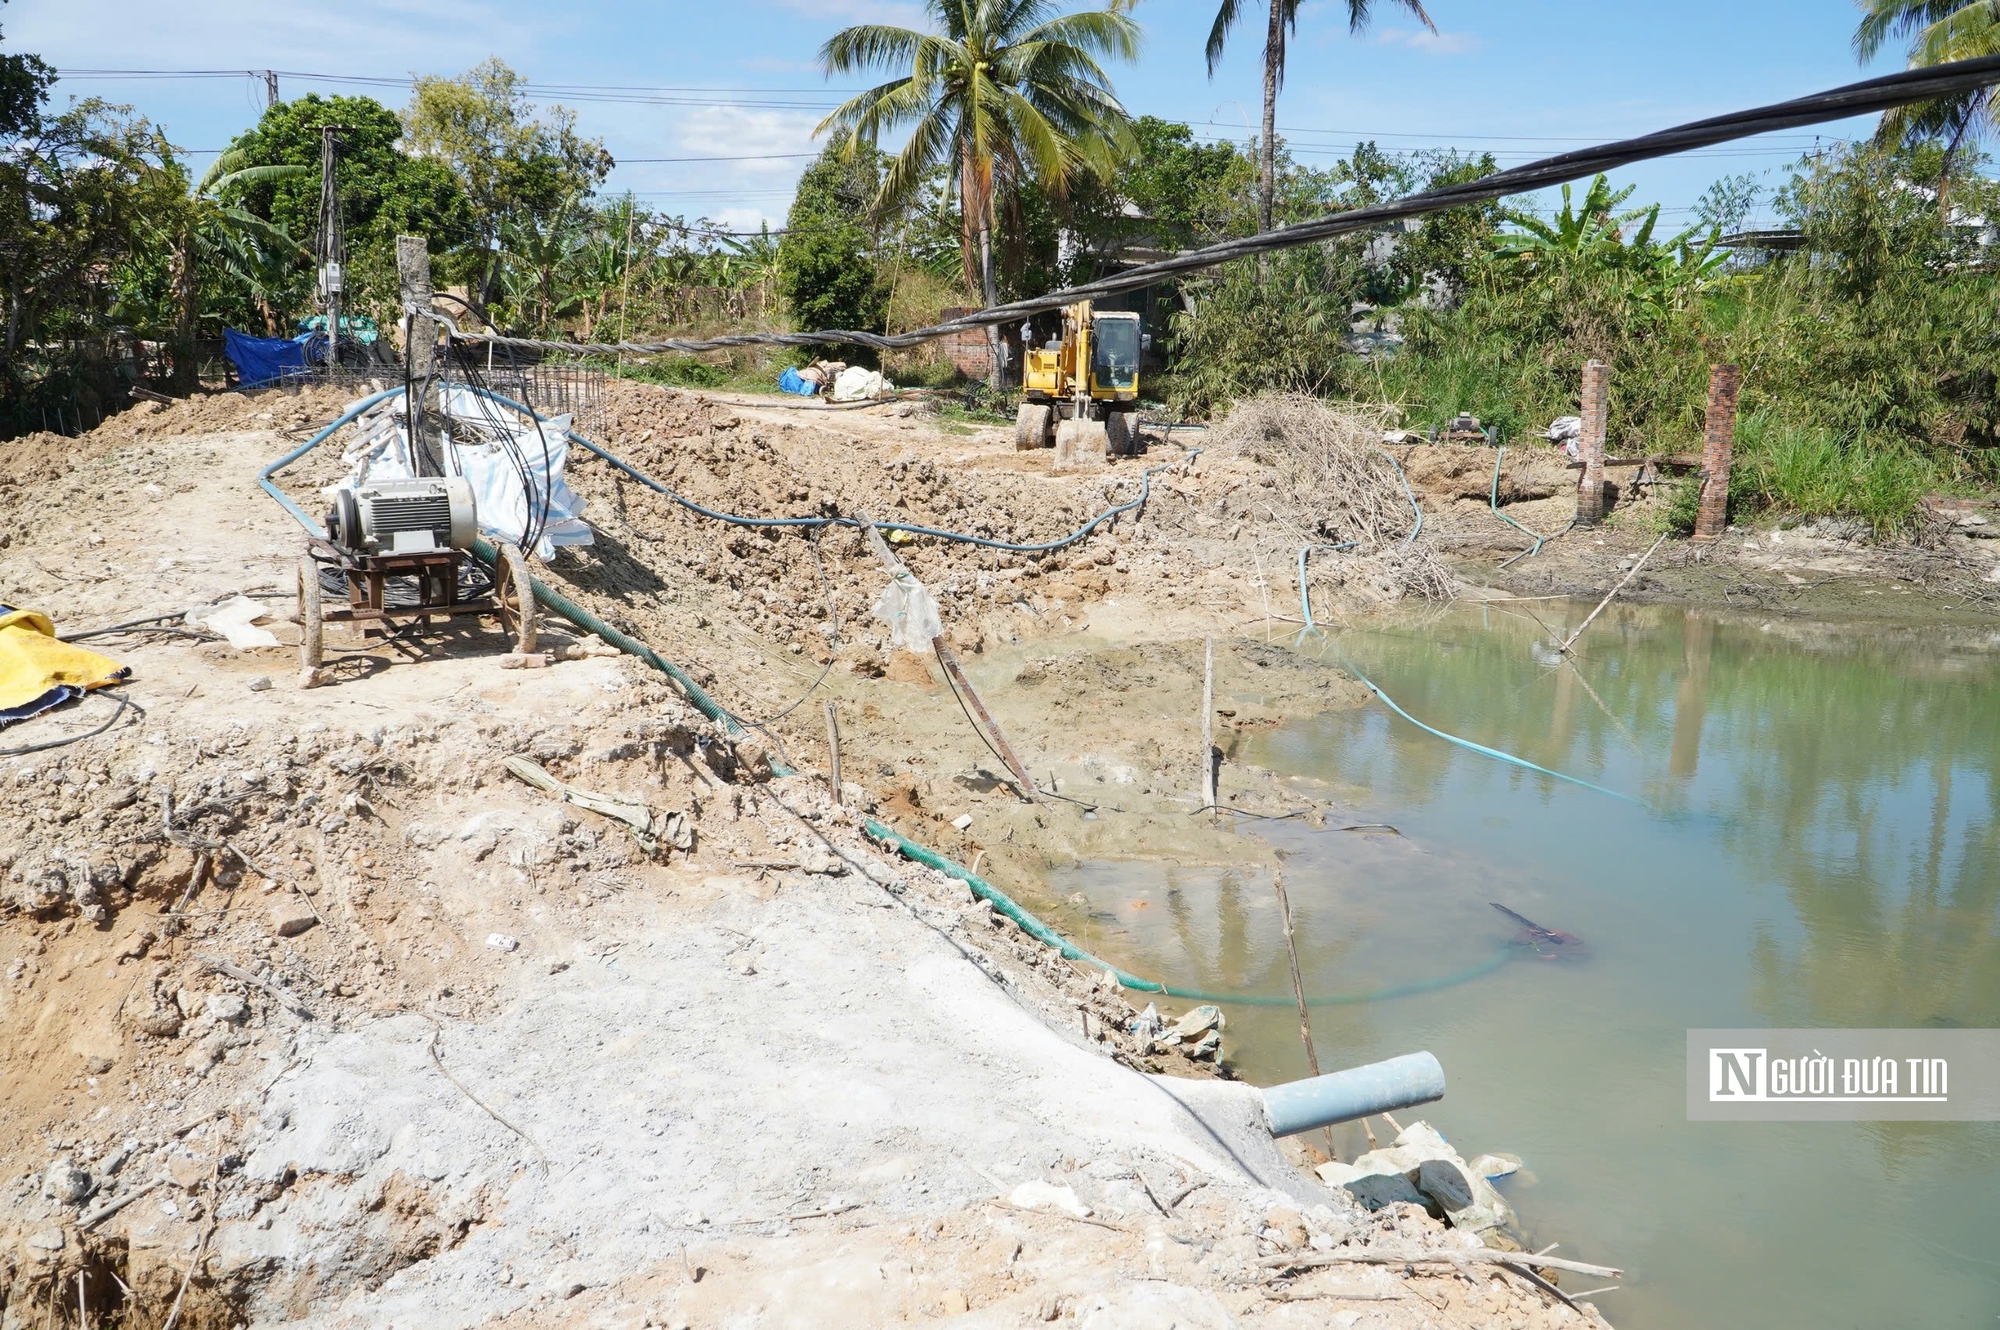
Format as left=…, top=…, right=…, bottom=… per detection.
left=1575, top=359, right=1609, bottom=525
left=1692, top=363, right=1740, bottom=542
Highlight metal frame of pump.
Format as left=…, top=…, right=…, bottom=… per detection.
left=1015, top=301, right=1142, bottom=453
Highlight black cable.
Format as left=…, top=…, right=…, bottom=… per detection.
left=444, top=337, right=555, bottom=556
left=446, top=54, right=2000, bottom=361
left=577, top=432, right=1188, bottom=554
left=0, top=691, right=142, bottom=757
left=62, top=626, right=213, bottom=642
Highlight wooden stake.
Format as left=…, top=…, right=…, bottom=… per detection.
left=824, top=701, right=843, bottom=805
left=1201, top=638, right=1216, bottom=812
left=1272, top=869, right=1337, bottom=1161
left=1559, top=532, right=1668, bottom=654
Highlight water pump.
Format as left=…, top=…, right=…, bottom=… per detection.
left=325, top=477, right=476, bottom=556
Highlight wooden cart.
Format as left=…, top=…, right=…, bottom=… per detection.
left=296, top=537, right=535, bottom=671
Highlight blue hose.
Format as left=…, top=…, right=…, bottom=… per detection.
left=1375, top=446, right=1423, bottom=545
left=1295, top=543, right=1638, bottom=803
left=257, top=397, right=1540, bottom=1008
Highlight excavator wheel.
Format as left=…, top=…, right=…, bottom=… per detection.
left=1015, top=403, right=1054, bottom=451
left=1104, top=410, right=1138, bottom=456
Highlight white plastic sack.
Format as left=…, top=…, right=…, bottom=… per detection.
left=831, top=366, right=894, bottom=402
left=336, top=405, right=593, bottom=560
left=872, top=570, right=941, bottom=653
left=1543, top=415, right=1583, bottom=461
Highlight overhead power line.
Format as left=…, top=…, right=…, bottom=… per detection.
left=53, top=68, right=845, bottom=110
left=428, top=55, right=2000, bottom=360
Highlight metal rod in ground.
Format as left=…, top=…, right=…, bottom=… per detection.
left=933, top=637, right=1041, bottom=804
left=1272, top=868, right=1339, bottom=1161
left=824, top=700, right=843, bottom=806
left=1201, top=638, right=1216, bottom=812
left=854, top=512, right=1041, bottom=804
left=1559, top=532, right=1668, bottom=654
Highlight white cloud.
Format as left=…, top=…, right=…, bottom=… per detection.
left=710, top=205, right=785, bottom=233
left=670, top=105, right=826, bottom=161
left=1374, top=27, right=1479, bottom=56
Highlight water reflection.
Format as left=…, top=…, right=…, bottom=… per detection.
left=1045, top=602, right=2000, bottom=1330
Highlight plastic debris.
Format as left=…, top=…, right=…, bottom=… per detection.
left=871, top=569, right=942, bottom=654
left=189, top=595, right=281, bottom=650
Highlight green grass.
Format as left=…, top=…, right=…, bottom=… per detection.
left=1660, top=410, right=1941, bottom=536
left=1374, top=335, right=1531, bottom=441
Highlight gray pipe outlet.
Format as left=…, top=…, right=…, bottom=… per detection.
left=1261, top=1052, right=1447, bottom=1138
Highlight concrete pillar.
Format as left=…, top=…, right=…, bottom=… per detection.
left=1576, top=359, right=1609, bottom=525
left=1692, top=364, right=1740, bottom=542
left=397, top=235, right=443, bottom=478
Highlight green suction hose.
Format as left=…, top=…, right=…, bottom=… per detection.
left=267, top=429, right=1524, bottom=1013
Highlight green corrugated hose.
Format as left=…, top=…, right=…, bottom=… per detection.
left=485, top=540, right=1515, bottom=1008
left=260, top=431, right=1517, bottom=1010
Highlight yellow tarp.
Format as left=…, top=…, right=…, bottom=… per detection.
left=0, top=608, right=131, bottom=724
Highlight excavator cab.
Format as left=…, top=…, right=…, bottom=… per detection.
left=1016, top=302, right=1143, bottom=456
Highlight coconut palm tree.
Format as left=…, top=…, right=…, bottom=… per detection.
left=1855, top=0, right=2000, bottom=215
left=1206, top=0, right=1436, bottom=236
left=815, top=0, right=1141, bottom=385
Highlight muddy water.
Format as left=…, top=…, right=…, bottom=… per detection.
left=1046, top=603, right=2000, bottom=1329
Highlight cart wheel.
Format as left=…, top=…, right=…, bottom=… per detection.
left=297, top=556, right=323, bottom=669
left=495, top=542, right=537, bottom=655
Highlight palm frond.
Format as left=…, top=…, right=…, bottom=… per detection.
left=820, top=23, right=930, bottom=74
left=1346, top=0, right=1437, bottom=35
left=1206, top=0, right=1245, bottom=75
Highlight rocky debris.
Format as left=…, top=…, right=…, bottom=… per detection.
left=1316, top=1121, right=1519, bottom=1237
left=270, top=902, right=317, bottom=937
left=0, top=382, right=1622, bottom=1330
left=42, top=1160, right=91, bottom=1205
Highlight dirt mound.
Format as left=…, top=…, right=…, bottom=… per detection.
left=1, top=383, right=374, bottom=495
left=1397, top=441, right=1569, bottom=503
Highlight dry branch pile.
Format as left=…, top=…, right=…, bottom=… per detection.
left=1213, top=393, right=1456, bottom=608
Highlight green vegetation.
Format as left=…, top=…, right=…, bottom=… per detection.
left=777, top=136, right=891, bottom=363
left=4, top=0, right=2000, bottom=535
left=815, top=0, right=1141, bottom=385
left=1204, top=0, right=1436, bottom=234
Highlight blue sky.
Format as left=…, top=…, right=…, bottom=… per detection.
left=9, top=0, right=1914, bottom=235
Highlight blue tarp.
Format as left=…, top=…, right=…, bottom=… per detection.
left=223, top=328, right=310, bottom=388
left=777, top=366, right=816, bottom=396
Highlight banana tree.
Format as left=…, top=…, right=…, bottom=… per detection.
left=1492, top=175, right=1653, bottom=269
left=162, top=150, right=311, bottom=385
left=719, top=225, right=781, bottom=318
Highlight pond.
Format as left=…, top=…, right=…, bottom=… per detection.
left=1047, top=602, right=2000, bottom=1329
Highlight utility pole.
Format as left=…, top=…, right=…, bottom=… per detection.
left=263, top=71, right=279, bottom=109
left=315, top=126, right=349, bottom=376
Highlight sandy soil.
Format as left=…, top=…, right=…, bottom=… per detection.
left=0, top=389, right=1630, bottom=1328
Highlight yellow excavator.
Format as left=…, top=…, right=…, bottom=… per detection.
left=1014, top=301, right=1143, bottom=456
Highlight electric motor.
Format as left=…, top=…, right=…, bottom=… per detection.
left=326, top=477, right=477, bottom=556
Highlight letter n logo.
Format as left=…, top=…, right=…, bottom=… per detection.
left=1710, top=1048, right=1766, bottom=1100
